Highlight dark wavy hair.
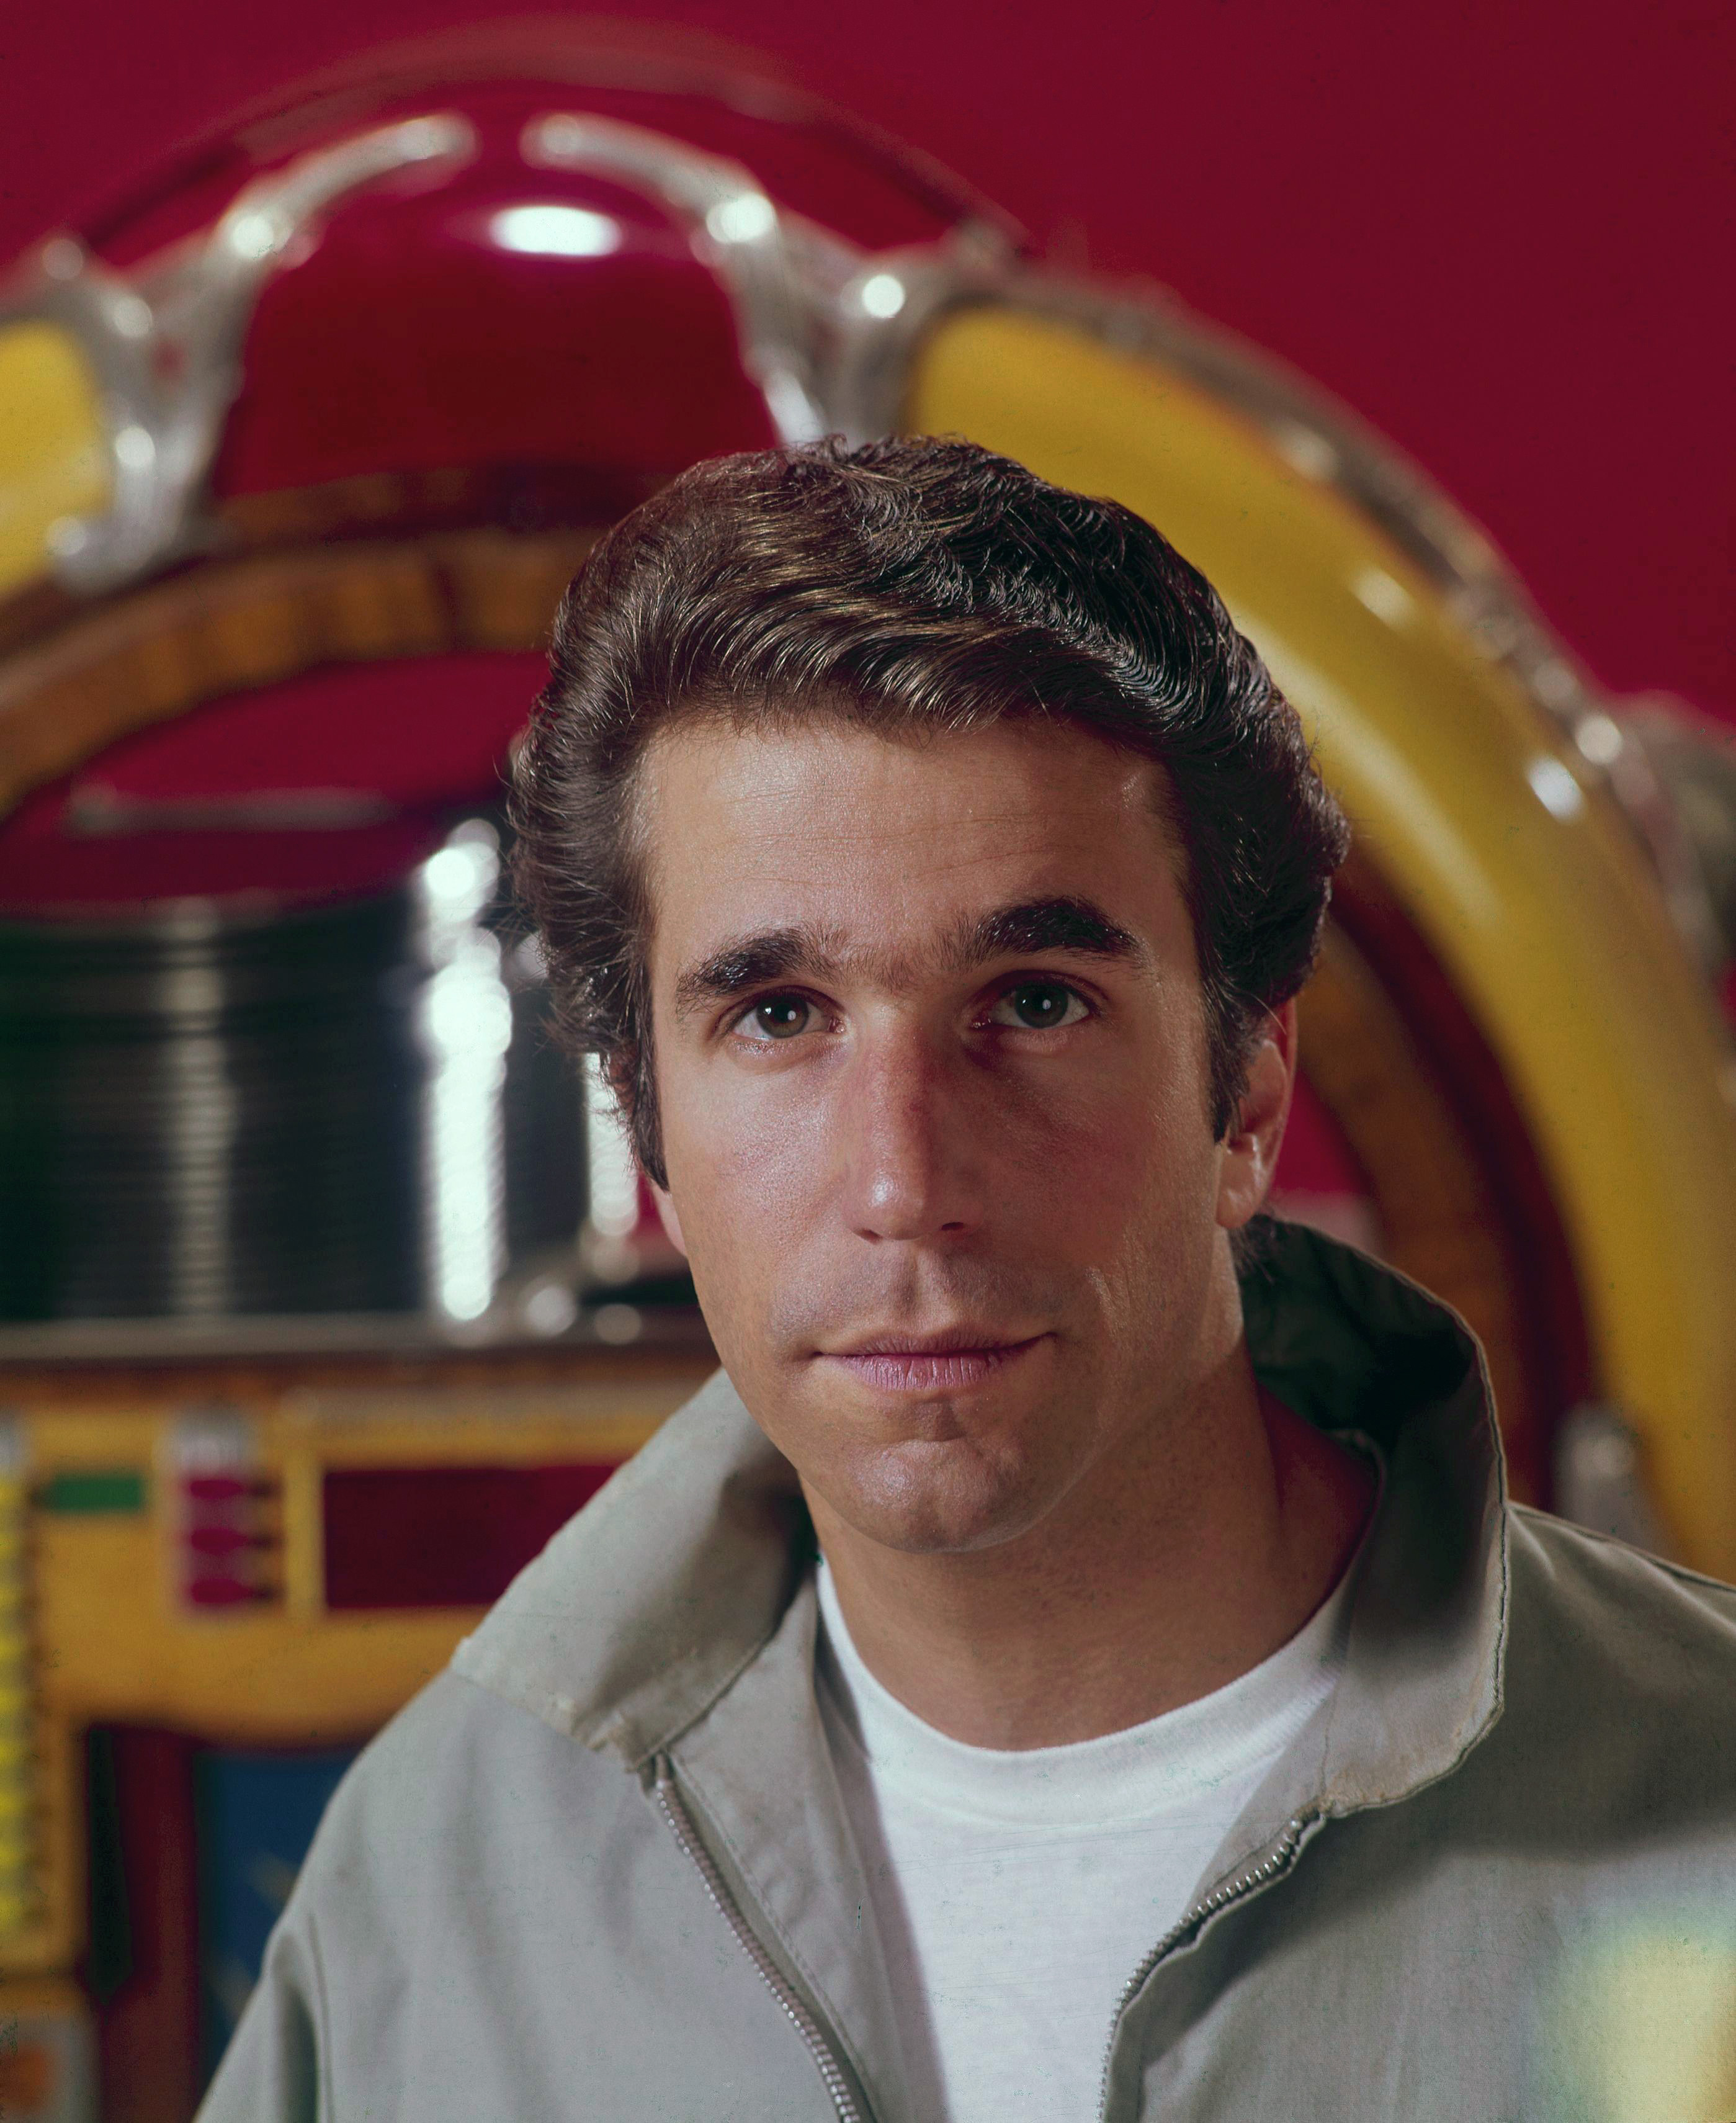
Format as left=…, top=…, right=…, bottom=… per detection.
left=511, top=436, right=1349, bottom=1187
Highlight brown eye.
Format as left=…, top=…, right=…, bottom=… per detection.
left=744, top=995, right=812, bottom=1040
left=991, top=981, right=1088, bottom=1031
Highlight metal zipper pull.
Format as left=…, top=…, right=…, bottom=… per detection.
left=653, top=1756, right=872, bottom=2123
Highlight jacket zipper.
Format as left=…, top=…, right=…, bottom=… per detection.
left=1096, top=1811, right=1315, bottom=2122
left=653, top=1757, right=870, bottom=2123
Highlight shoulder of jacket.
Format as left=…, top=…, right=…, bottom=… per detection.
left=1421, top=1506, right=1736, bottom=1837
left=296, top=1670, right=637, bottom=1909
left=1508, top=1501, right=1736, bottom=1624
left=1500, top=1502, right=1736, bottom=1737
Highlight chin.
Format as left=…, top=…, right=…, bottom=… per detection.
left=817, top=1432, right=1057, bottom=1556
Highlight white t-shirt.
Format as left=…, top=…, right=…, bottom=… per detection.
left=815, top=1558, right=1353, bottom=2122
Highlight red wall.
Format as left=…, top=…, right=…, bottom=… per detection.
left=1, top=1, right=1729, bottom=717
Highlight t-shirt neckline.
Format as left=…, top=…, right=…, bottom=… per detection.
left=815, top=1539, right=1359, bottom=1833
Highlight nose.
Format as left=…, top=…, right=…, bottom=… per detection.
left=837, top=1020, right=985, bottom=1244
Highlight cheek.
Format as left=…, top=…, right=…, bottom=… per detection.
left=656, top=1061, right=828, bottom=1287
left=1001, top=1054, right=1217, bottom=1242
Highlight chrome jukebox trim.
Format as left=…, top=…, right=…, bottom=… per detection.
left=826, top=228, right=1011, bottom=449
left=1, top=97, right=1718, bottom=976
left=523, top=112, right=831, bottom=447
left=522, top=112, right=1020, bottom=458
left=832, top=251, right=1594, bottom=703
left=0, top=114, right=476, bottom=595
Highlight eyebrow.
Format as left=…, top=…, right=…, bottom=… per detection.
left=671, top=895, right=1147, bottom=1018
left=962, top=896, right=1145, bottom=967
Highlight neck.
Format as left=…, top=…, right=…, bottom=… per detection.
left=808, top=1342, right=1375, bottom=1751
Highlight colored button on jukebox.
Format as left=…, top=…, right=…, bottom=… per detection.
left=164, top=1414, right=279, bottom=1610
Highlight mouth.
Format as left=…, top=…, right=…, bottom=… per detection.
left=817, top=1329, right=1051, bottom=1396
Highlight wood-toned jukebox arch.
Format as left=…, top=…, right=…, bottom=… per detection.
left=0, top=528, right=597, bottom=818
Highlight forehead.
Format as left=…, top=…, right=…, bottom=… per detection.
left=635, top=714, right=1193, bottom=972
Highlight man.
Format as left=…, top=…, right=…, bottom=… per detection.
left=204, top=439, right=1736, bottom=2122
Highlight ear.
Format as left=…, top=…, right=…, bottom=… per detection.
left=648, top=1178, right=689, bottom=1259
left=1215, top=999, right=1297, bottom=1232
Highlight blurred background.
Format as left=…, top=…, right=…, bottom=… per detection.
left=0, top=4, right=1730, bottom=2116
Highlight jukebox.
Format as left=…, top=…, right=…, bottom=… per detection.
left=1, top=28, right=1733, bottom=2119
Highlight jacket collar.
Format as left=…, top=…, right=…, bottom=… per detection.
left=454, top=1222, right=1508, bottom=1810
left=1238, top=1226, right=1507, bottom=1818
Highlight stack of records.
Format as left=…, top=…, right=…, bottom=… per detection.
left=0, top=891, right=427, bottom=1321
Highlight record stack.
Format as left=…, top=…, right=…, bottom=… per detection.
left=0, top=889, right=428, bottom=1321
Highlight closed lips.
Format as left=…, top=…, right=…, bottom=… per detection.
left=824, top=1336, right=1047, bottom=1392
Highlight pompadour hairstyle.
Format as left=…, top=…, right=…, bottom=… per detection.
left=510, top=436, right=1349, bottom=1187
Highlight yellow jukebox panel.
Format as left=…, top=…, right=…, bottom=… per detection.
left=0, top=320, right=110, bottom=600
left=0, top=1349, right=712, bottom=1982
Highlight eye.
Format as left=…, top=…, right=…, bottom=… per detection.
left=734, top=993, right=817, bottom=1041
left=988, top=981, right=1091, bottom=1031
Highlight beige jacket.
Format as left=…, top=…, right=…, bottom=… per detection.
left=199, top=1226, right=1736, bottom=2122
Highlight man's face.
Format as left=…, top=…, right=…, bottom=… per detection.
left=640, top=714, right=1281, bottom=1557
